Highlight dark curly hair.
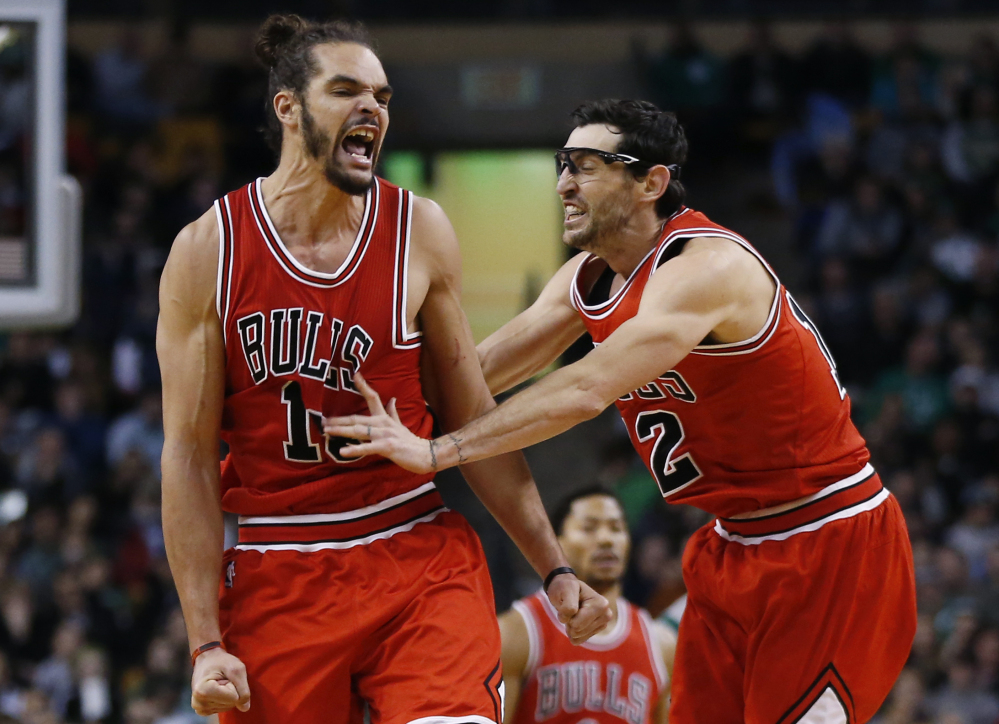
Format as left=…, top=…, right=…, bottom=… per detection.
left=254, top=14, right=377, bottom=155
left=550, top=485, right=625, bottom=537
left=570, top=99, right=688, bottom=218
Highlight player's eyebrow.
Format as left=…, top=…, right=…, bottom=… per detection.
left=327, top=74, right=360, bottom=88
left=325, top=75, right=393, bottom=97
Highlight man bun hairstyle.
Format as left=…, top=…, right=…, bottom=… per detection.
left=570, top=99, right=688, bottom=218
left=254, top=14, right=377, bottom=155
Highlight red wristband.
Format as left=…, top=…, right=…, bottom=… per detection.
left=191, top=641, right=225, bottom=666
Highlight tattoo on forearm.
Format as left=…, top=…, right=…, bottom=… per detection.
left=448, top=433, right=467, bottom=464
left=429, top=439, right=438, bottom=470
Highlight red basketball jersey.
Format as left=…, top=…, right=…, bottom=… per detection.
left=213, top=177, right=434, bottom=516
left=570, top=207, right=870, bottom=518
left=511, top=591, right=668, bottom=724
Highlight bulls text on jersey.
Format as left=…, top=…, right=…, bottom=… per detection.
left=534, top=661, right=652, bottom=724
left=236, top=307, right=371, bottom=393
left=235, top=307, right=372, bottom=465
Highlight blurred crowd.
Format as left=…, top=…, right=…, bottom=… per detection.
left=0, top=16, right=998, bottom=724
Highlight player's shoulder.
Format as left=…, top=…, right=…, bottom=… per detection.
left=161, top=205, right=220, bottom=303
left=498, top=599, right=534, bottom=673
left=498, top=603, right=530, bottom=637
left=408, top=192, right=450, bottom=230
left=674, top=234, right=757, bottom=275
left=171, top=205, right=220, bottom=263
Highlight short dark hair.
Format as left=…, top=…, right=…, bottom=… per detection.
left=550, top=485, right=625, bottom=536
left=570, top=99, right=688, bottom=218
left=254, top=14, right=376, bottom=156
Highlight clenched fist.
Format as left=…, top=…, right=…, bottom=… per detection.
left=546, top=573, right=613, bottom=644
left=191, top=648, right=251, bottom=717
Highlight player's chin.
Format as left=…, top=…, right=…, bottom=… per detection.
left=588, top=569, right=622, bottom=586
left=561, top=225, right=592, bottom=250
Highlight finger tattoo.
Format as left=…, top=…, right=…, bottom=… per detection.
left=367, top=425, right=371, bottom=438
left=428, top=439, right=438, bottom=470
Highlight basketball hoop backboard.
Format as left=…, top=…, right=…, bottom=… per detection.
left=0, top=0, right=81, bottom=329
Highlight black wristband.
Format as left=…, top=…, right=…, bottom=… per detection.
left=543, top=566, right=576, bottom=593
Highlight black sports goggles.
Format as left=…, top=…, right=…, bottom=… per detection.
left=554, top=147, right=680, bottom=179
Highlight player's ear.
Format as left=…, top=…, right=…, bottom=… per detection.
left=273, top=89, right=300, bottom=130
left=641, top=165, right=671, bottom=207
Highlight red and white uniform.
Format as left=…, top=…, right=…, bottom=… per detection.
left=217, top=176, right=433, bottom=517
left=511, top=591, right=667, bottom=724
left=571, top=208, right=916, bottom=724
left=212, top=178, right=502, bottom=724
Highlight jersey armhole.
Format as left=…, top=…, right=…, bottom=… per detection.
left=637, top=609, right=669, bottom=691
left=511, top=599, right=543, bottom=680
left=214, top=197, right=234, bottom=346
left=393, top=189, right=422, bottom=349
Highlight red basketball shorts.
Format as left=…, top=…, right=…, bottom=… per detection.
left=670, top=470, right=916, bottom=724
left=217, top=487, right=504, bottom=724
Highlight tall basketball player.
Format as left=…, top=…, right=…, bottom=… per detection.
left=156, top=16, right=609, bottom=724
left=325, top=100, right=918, bottom=724
left=501, top=487, right=675, bottom=724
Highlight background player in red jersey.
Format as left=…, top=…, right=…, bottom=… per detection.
left=501, top=487, right=675, bottom=724
left=327, top=99, right=918, bottom=723
left=156, top=15, right=609, bottom=724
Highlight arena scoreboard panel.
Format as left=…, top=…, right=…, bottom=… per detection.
left=0, top=0, right=81, bottom=329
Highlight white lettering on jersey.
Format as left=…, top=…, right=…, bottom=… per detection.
left=533, top=661, right=653, bottom=724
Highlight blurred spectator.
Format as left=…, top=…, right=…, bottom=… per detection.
left=642, top=23, right=726, bottom=112
left=799, top=22, right=872, bottom=109
left=0, top=334, right=54, bottom=412
left=925, top=656, right=999, bottom=724
left=871, top=668, right=930, bottom=724
left=638, top=23, right=727, bottom=156
left=147, top=21, right=215, bottom=116
left=868, top=330, right=949, bottom=432
left=77, top=648, right=112, bottom=723
left=15, top=508, right=64, bottom=596
left=728, top=22, right=798, bottom=148
left=942, top=86, right=999, bottom=185
left=52, top=382, right=107, bottom=486
left=33, top=621, right=83, bottom=718
left=975, top=544, right=999, bottom=627
left=815, top=176, right=904, bottom=277
left=0, top=651, right=23, bottom=718
left=106, top=389, right=164, bottom=478
left=92, top=28, right=163, bottom=127
left=811, top=258, right=869, bottom=384
left=946, top=487, right=999, bottom=581
left=16, top=428, right=84, bottom=506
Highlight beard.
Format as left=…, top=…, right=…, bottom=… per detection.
left=562, top=182, right=634, bottom=253
left=300, top=102, right=375, bottom=196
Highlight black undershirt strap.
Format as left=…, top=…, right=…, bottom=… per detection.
left=586, top=264, right=617, bottom=306
left=655, top=237, right=717, bottom=346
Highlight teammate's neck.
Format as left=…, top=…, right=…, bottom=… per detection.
left=262, top=151, right=367, bottom=246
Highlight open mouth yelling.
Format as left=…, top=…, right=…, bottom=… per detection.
left=564, top=202, right=587, bottom=226
left=340, top=126, right=377, bottom=168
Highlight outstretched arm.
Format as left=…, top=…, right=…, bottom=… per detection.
left=476, top=255, right=587, bottom=395
left=404, top=198, right=610, bottom=642
left=158, top=210, right=250, bottom=717
left=327, top=236, right=759, bottom=472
